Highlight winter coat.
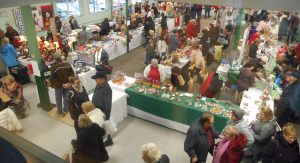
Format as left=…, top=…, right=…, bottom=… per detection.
left=50, top=61, right=75, bottom=89
left=290, top=82, right=300, bottom=114
left=92, top=82, right=112, bottom=120
left=168, top=33, right=180, bottom=53
left=187, top=22, right=197, bottom=39
left=248, top=43, right=258, bottom=59
left=249, top=119, right=276, bottom=155
left=67, top=86, right=89, bottom=121
left=69, top=19, right=80, bottom=30
left=157, top=154, right=170, bottom=163
left=224, top=119, right=254, bottom=150
left=161, top=17, right=168, bottom=30
left=74, top=124, right=109, bottom=162
left=1, top=43, right=18, bottom=68
left=262, top=131, right=300, bottom=163
left=145, top=45, right=156, bottom=65
left=217, top=134, right=248, bottom=163
left=184, top=118, right=219, bottom=162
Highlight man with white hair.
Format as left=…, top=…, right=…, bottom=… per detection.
left=144, top=59, right=166, bottom=83
left=94, top=44, right=109, bottom=66
left=142, top=143, right=170, bottom=163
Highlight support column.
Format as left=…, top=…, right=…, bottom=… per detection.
left=20, top=5, right=52, bottom=111
left=125, top=0, right=129, bottom=53
left=232, top=8, right=244, bottom=50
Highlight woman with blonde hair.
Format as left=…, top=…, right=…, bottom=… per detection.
left=71, top=114, right=108, bottom=163
left=212, top=125, right=247, bottom=163
left=142, top=143, right=169, bottom=163
left=189, top=42, right=204, bottom=82
left=247, top=107, right=276, bottom=162
left=0, top=75, right=28, bottom=118
left=82, top=101, right=105, bottom=128
left=262, top=122, right=300, bottom=163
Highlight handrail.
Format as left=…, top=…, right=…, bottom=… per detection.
left=0, top=127, right=66, bottom=163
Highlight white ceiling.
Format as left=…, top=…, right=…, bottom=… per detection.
left=163, top=0, right=300, bottom=12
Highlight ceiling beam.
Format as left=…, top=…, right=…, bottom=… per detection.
left=0, top=0, right=54, bottom=9
left=163, top=0, right=300, bottom=12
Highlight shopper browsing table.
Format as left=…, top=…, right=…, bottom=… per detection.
left=91, top=71, right=113, bottom=146
left=237, top=63, right=256, bottom=92
left=67, top=76, right=89, bottom=134
left=184, top=112, right=219, bottom=163
left=212, top=126, right=247, bottom=163
left=50, top=53, right=75, bottom=117
left=262, top=123, right=300, bottom=163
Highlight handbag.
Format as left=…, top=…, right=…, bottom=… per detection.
left=104, top=118, right=117, bottom=135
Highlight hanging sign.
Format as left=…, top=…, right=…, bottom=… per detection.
left=13, top=8, right=25, bottom=35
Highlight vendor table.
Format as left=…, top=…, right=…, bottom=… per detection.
left=88, top=89, right=127, bottom=124
left=125, top=85, right=239, bottom=133
left=240, top=87, right=274, bottom=124
left=108, top=76, right=136, bottom=92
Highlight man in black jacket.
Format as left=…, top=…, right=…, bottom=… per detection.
left=184, top=112, right=219, bottom=163
left=91, top=71, right=113, bottom=146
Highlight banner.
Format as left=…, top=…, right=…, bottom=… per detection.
left=32, top=7, right=44, bottom=32
left=13, top=8, right=25, bottom=35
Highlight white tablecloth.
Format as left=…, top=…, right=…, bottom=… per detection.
left=129, top=28, right=146, bottom=50
left=108, top=76, right=136, bottom=93
left=164, top=58, right=190, bottom=79
left=240, top=87, right=274, bottom=124
left=88, top=89, right=127, bottom=124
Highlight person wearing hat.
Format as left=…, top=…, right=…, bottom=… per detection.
left=91, top=71, right=113, bottom=146
left=275, top=70, right=300, bottom=127
left=222, top=109, right=254, bottom=151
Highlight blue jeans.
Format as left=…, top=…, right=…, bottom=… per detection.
left=54, top=88, right=69, bottom=114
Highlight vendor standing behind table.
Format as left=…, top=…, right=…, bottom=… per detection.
left=99, top=18, right=111, bottom=36
left=248, top=39, right=260, bottom=59
left=77, top=26, right=90, bottom=45
left=1, top=38, right=19, bottom=79
left=69, top=16, right=80, bottom=30
left=184, top=112, right=219, bottom=163
left=50, top=53, right=75, bottom=117
left=91, top=71, right=113, bottom=147
left=94, top=44, right=109, bottom=66
left=237, top=62, right=256, bottom=92
left=144, top=59, right=165, bottom=83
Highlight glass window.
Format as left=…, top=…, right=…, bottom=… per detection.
left=132, top=0, right=142, bottom=4
left=89, top=0, right=106, bottom=13
left=56, top=0, right=81, bottom=19
left=113, top=0, right=126, bottom=10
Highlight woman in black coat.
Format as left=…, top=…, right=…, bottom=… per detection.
left=262, top=123, right=300, bottom=163
left=67, top=76, right=89, bottom=134
left=72, top=114, right=109, bottom=163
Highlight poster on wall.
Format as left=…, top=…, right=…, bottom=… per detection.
left=12, top=8, right=25, bottom=35
left=32, top=7, right=44, bottom=32
left=40, top=5, right=54, bottom=31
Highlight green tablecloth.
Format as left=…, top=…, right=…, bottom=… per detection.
left=125, top=86, right=240, bottom=133
left=227, top=70, right=240, bottom=84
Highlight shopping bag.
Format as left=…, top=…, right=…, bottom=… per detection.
left=104, top=118, right=117, bottom=135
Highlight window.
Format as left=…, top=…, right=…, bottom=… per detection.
left=132, top=0, right=142, bottom=4
left=113, top=0, right=126, bottom=10
left=55, top=0, right=81, bottom=19
left=89, top=0, right=106, bottom=13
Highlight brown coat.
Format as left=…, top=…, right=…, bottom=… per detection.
left=50, top=61, right=74, bottom=89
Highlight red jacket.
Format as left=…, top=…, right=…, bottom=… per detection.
left=295, top=43, right=300, bottom=64
left=220, top=134, right=247, bottom=163
left=248, top=32, right=260, bottom=45
left=199, top=72, right=216, bottom=98
left=187, top=22, right=197, bottom=39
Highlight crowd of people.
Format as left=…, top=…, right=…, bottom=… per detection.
left=0, top=1, right=300, bottom=163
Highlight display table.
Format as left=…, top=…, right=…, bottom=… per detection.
left=108, top=76, right=136, bottom=93
left=88, top=89, right=127, bottom=124
left=240, top=87, right=274, bottom=124
left=125, top=85, right=239, bottom=133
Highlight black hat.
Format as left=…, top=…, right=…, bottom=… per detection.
left=91, top=71, right=106, bottom=79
